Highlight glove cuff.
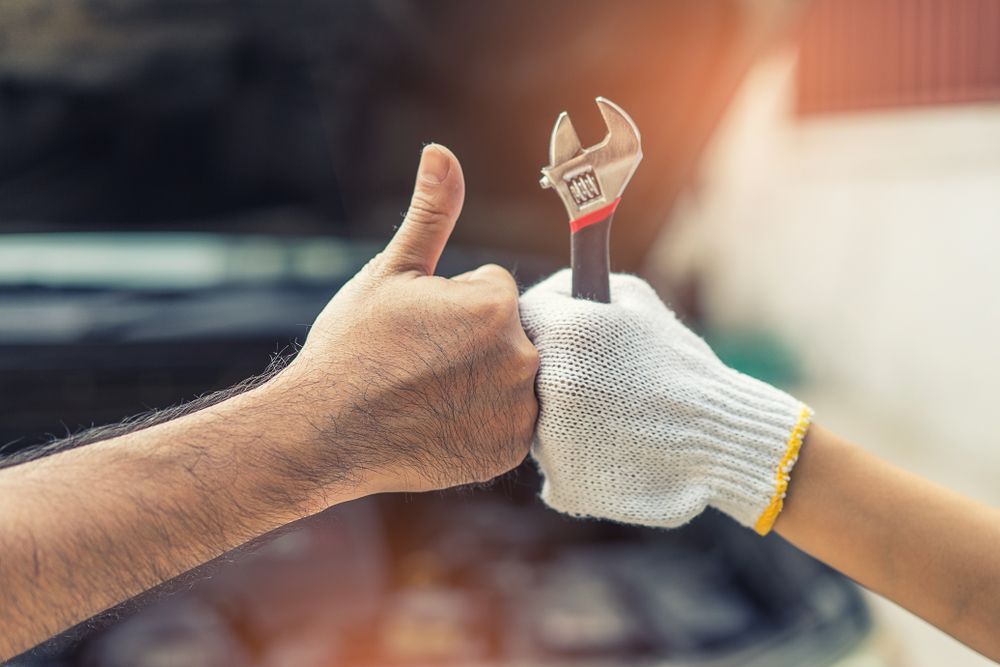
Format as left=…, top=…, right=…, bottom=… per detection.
left=703, top=370, right=813, bottom=535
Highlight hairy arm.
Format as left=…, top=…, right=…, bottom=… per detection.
left=0, top=375, right=352, bottom=658
left=0, top=145, right=538, bottom=660
left=775, top=425, right=1000, bottom=661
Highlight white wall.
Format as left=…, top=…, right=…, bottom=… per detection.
left=651, top=49, right=1000, bottom=467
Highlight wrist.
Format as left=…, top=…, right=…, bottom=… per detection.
left=771, top=423, right=835, bottom=538
left=701, top=369, right=812, bottom=534
left=212, top=368, right=376, bottom=519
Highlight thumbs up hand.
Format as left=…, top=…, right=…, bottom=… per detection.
left=272, top=145, right=539, bottom=504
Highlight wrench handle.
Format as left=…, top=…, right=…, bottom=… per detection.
left=569, top=198, right=620, bottom=303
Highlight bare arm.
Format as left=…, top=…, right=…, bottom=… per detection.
left=775, top=425, right=1000, bottom=660
left=0, top=145, right=539, bottom=660
left=0, top=379, right=342, bottom=657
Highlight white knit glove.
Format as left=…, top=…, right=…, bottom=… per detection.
left=519, top=270, right=812, bottom=535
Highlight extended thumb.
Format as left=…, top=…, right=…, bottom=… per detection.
left=382, top=144, right=465, bottom=275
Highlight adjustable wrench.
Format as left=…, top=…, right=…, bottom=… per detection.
left=540, top=97, right=643, bottom=302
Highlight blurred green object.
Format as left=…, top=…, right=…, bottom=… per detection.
left=703, top=330, right=804, bottom=387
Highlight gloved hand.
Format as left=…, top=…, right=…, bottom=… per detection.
left=519, top=270, right=812, bottom=535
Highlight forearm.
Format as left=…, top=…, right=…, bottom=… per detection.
left=0, top=378, right=359, bottom=660
left=0, top=143, right=537, bottom=660
left=520, top=271, right=1000, bottom=658
left=775, top=425, right=1000, bottom=660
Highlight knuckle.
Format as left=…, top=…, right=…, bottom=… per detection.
left=511, top=337, right=540, bottom=378
left=363, top=251, right=390, bottom=278
left=477, top=262, right=508, bottom=277
left=515, top=424, right=535, bottom=458
left=479, top=264, right=518, bottom=290
left=509, top=386, right=538, bottom=437
left=521, top=396, right=539, bottom=431
left=476, top=465, right=501, bottom=484
left=517, top=428, right=535, bottom=459
left=405, top=191, right=448, bottom=225
left=522, top=342, right=540, bottom=373
left=472, top=290, right=513, bottom=325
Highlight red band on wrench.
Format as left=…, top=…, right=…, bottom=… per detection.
left=569, top=197, right=621, bottom=233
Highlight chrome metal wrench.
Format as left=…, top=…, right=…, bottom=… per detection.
left=540, top=97, right=643, bottom=302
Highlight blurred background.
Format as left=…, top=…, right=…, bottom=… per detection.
left=1, top=0, right=997, bottom=665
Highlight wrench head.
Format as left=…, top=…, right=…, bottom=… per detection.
left=540, top=97, right=642, bottom=221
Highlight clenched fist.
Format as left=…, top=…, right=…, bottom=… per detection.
left=274, top=145, right=539, bottom=500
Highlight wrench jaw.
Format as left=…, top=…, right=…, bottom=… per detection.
left=547, top=112, right=583, bottom=167
left=540, top=97, right=643, bottom=222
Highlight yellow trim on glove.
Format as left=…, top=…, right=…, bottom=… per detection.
left=753, top=405, right=812, bottom=536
